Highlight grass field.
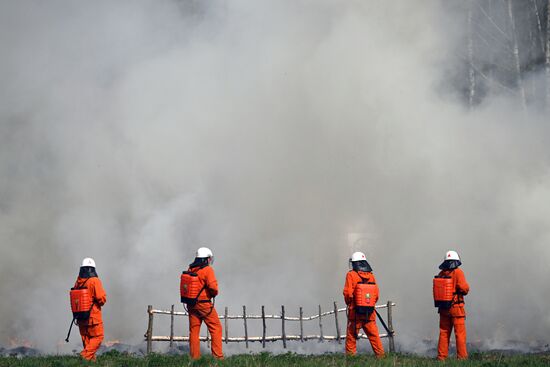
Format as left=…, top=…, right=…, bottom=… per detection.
left=1, top=352, right=550, bottom=367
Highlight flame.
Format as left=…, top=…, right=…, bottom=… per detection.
left=8, top=338, right=33, bottom=348
left=103, top=340, right=121, bottom=347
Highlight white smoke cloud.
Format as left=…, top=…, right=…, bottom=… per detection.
left=0, top=0, right=549, bottom=353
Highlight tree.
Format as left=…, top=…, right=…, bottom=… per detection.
left=468, top=0, right=476, bottom=109
left=507, top=0, right=527, bottom=110
left=546, top=0, right=550, bottom=112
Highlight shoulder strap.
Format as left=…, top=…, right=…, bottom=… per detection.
left=187, top=264, right=208, bottom=273
left=449, top=270, right=466, bottom=304
left=75, top=278, right=90, bottom=290
left=195, top=284, right=207, bottom=300
left=190, top=268, right=209, bottom=301
left=354, top=270, right=369, bottom=283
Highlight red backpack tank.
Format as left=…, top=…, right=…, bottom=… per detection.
left=433, top=275, right=454, bottom=309
left=70, top=280, right=93, bottom=320
left=180, top=271, right=204, bottom=306
left=354, top=278, right=378, bottom=315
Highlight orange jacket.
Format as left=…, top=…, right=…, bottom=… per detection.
left=438, top=267, right=469, bottom=317
left=74, top=277, right=107, bottom=325
left=188, top=265, right=218, bottom=302
left=343, top=270, right=379, bottom=308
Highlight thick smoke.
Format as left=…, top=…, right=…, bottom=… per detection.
left=0, top=0, right=549, bottom=353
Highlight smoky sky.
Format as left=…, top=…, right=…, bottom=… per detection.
left=0, top=0, right=549, bottom=353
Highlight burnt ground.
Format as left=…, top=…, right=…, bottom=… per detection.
left=1, top=339, right=548, bottom=357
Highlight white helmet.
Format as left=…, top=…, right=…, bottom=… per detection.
left=196, top=247, right=213, bottom=259
left=445, top=250, right=460, bottom=261
left=81, top=257, right=96, bottom=268
left=350, top=251, right=367, bottom=262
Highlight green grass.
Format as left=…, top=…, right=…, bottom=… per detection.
left=0, top=352, right=549, bottom=367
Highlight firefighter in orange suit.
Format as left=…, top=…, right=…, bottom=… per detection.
left=343, top=252, right=385, bottom=357
left=436, top=250, right=470, bottom=360
left=185, top=247, right=223, bottom=359
left=74, top=257, right=107, bottom=361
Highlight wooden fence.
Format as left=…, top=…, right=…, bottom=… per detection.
left=144, top=301, right=396, bottom=354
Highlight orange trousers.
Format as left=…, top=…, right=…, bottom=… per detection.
left=437, top=314, right=467, bottom=360
left=188, top=302, right=223, bottom=359
left=345, top=312, right=385, bottom=357
left=78, top=323, right=104, bottom=361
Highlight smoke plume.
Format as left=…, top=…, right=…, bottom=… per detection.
left=0, top=0, right=549, bottom=353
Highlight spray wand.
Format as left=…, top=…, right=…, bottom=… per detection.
left=64, top=318, right=76, bottom=342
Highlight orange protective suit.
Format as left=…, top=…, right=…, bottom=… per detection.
left=74, top=276, right=107, bottom=361
left=187, top=265, right=223, bottom=360
left=343, top=270, right=385, bottom=357
left=436, top=267, right=469, bottom=360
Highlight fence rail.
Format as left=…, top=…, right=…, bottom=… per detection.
left=144, top=301, right=396, bottom=354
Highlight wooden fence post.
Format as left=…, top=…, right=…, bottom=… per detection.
left=169, top=304, right=175, bottom=348
left=143, top=300, right=395, bottom=348
left=333, top=301, right=341, bottom=344
left=281, top=305, right=287, bottom=349
left=299, top=307, right=304, bottom=342
left=262, top=306, right=266, bottom=348
left=243, top=305, right=249, bottom=349
left=318, top=305, right=324, bottom=341
left=387, top=301, right=395, bottom=353
left=224, top=307, right=229, bottom=344
left=146, top=305, right=154, bottom=355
